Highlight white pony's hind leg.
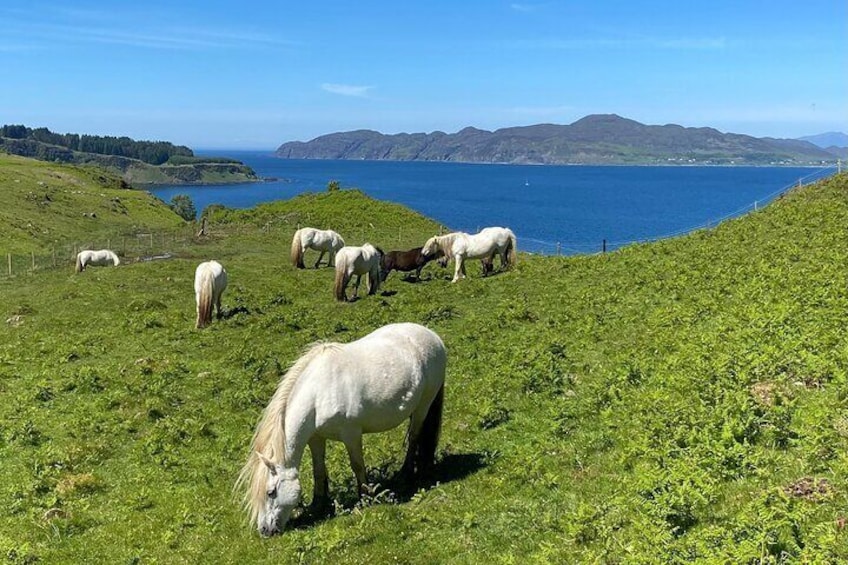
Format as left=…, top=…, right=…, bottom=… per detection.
left=215, top=290, right=223, bottom=319
left=352, top=274, right=362, bottom=299
left=314, top=250, right=326, bottom=268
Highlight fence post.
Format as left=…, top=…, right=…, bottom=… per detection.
left=602, top=239, right=607, bottom=253
left=556, top=242, right=561, bottom=256
left=52, top=247, right=56, bottom=267
left=31, top=251, right=35, bottom=271
left=7, top=254, right=11, bottom=276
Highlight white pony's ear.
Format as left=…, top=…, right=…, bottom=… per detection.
left=256, top=451, right=276, bottom=475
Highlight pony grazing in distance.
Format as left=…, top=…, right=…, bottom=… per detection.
left=194, top=260, right=228, bottom=329
left=422, top=226, right=517, bottom=283
left=380, top=246, right=444, bottom=281
left=236, top=322, right=447, bottom=537
left=75, top=249, right=120, bottom=272
left=333, top=244, right=383, bottom=301
left=290, top=228, right=345, bottom=269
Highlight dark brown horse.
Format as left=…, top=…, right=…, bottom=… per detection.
left=380, top=247, right=444, bottom=281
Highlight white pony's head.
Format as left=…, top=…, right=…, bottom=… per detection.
left=256, top=452, right=301, bottom=537
left=422, top=236, right=440, bottom=257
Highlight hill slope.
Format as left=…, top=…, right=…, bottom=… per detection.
left=276, top=114, right=837, bottom=166
left=799, top=131, right=848, bottom=150
left=1, top=162, right=847, bottom=562
left=0, top=153, right=185, bottom=254
left=0, top=126, right=258, bottom=185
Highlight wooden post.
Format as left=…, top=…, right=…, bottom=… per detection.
left=556, top=242, right=561, bottom=256
left=197, top=217, right=207, bottom=237
left=149, top=233, right=154, bottom=248
left=7, top=254, right=11, bottom=276
left=31, top=251, right=35, bottom=270
left=52, top=247, right=56, bottom=267
left=602, top=239, right=607, bottom=253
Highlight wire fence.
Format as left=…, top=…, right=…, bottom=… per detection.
left=0, top=226, right=199, bottom=278
left=514, top=165, right=840, bottom=256
left=2, top=165, right=840, bottom=277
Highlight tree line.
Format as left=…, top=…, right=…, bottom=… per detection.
left=0, top=124, right=194, bottom=166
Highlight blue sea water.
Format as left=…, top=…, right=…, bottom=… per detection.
left=150, top=151, right=834, bottom=255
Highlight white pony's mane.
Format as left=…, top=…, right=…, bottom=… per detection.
left=235, top=341, right=343, bottom=526
left=432, top=232, right=465, bottom=260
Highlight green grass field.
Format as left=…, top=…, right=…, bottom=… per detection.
left=1, top=153, right=847, bottom=563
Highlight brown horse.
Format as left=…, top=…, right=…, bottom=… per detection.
left=380, top=246, right=444, bottom=281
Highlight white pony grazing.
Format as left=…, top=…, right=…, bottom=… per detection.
left=290, top=227, right=345, bottom=269
left=236, top=322, right=447, bottom=537
left=194, top=260, right=228, bottom=329
left=333, top=243, right=383, bottom=301
left=75, top=249, right=120, bottom=272
left=422, top=226, right=517, bottom=283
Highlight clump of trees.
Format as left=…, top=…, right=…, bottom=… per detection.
left=168, top=194, right=197, bottom=221
left=0, top=124, right=194, bottom=165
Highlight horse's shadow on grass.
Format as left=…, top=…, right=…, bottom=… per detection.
left=220, top=306, right=250, bottom=320
left=287, top=452, right=487, bottom=531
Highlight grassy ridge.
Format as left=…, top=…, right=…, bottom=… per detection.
left=0, top=153, right=185, bottom=254
left=1, top=160, right=847, bottom=562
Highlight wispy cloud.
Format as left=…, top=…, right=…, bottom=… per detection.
left=321, top=83, right=375, bottom=98
left=510, top=3, right=540, bottom=12
left=0, top=6, right=292, bottom=51
left=508, top=36, right=728, bottom=51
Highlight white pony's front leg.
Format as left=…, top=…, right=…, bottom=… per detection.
left=314, top=250, right=326, bottom=268
left=452, top=255, right=465, bottom=283
left=308, top=436, right=330, bottom=508
left=342, top=432, right=367, bottom=495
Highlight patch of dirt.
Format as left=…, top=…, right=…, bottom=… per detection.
left=784, top=477, right=832, bottom=500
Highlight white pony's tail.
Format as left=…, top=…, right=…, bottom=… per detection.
left=75, top=253, right=84, bottom=273
left=111, top=252, right=121, bottom=267
left=506, top=230, right=517, bottom=268
left=334, top=253, right=350, bottom=301
left=196, top=269, right=214, bottom=329
left=290, top=229, right=305, bottom=269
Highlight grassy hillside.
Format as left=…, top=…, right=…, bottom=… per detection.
left=0, top=153, right=185, bottom=254
left=1, top=163, right=847, bottom=563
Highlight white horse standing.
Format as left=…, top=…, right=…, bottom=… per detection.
left=75, top=249, right=120, bottom=272
left=236, top=322, right=447, bottom=536
left=194, top=260, right=228, bottom=329
left=290, top=228, right=345, bottom=269
left=422, top=227, right=517, bottom=282
left=333, top=244, right=383, bottom=301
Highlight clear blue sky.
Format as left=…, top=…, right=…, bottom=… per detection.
left=2, top=1, right=846, bottom=149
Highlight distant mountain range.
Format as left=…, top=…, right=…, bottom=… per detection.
left=276, top=114, right=844, bottom=166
